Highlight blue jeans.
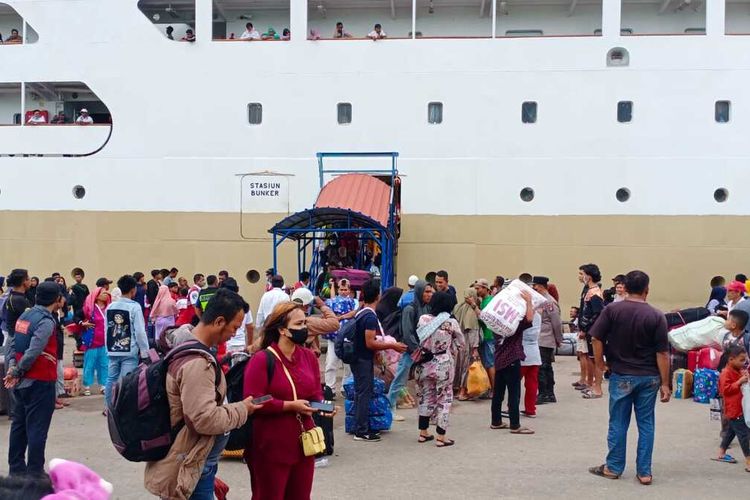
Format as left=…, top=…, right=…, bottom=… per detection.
left=105, top=356, right=139, bottom=408
left=83, top=346, right=108, bottom=388
left=189, top=432, right=230, bottom=500
left=8, top=381, right=56, bottom=475
left=387, top=353, right=414, bottom=409
left=606, top=373, right=660, bottom=477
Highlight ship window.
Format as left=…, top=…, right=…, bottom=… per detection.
left=521, top=102, right=537, bottom=124
left=505, top=30, right=543, bottom=37
left=137, top=0, right=196, bottom=41
left=428, top=102, right=443, bottom=124
left=616, top=188, right=631, bottom=203
left=247, top=103, right=262, bottom=124
left=520, top=187, right=535, bottom=202
left=714, top=188, right=729, bottom=203
left=685, top=28, right=705, bottom=35
left=72, top=185, right=86, bottom=199
left=617, top=101, right=633, bottom=123
left=245, top=269, right=260, bottom=284
left=715, top=101, right=730, bottom=123
left=337, top=103, right=352, bottom=125
left=607, top=47, right=629, bottom=67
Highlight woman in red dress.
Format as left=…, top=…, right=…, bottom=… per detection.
left=243, top=301, right=323, bottom=500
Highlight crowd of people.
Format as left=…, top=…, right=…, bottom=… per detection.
left=25, top=108, right=95, bottom=125
left=2, top=261, right=749, bottom=498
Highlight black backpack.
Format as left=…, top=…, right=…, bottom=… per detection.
left=334, top=309, right=373, bottom=365
left=107, top=341, right=220, bottom=462
left=223, top=350, right=275, bottom=452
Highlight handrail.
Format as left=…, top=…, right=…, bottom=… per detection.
left=1, top=123, right=111, bottom=127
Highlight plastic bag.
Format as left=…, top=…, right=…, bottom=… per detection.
left=478, top=280, right=548, bottom=337
left=709, top=398, right=722, bottom=423
left=743, top=383, right=750, bottom=428
left=466, top=360, right=491, bottom=397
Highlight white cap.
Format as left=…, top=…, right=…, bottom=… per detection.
left=291, top=287, right=314, bottom=306
left=408, top=275, right=418, bottom=287
left=80, top=108, right=88, bottom=113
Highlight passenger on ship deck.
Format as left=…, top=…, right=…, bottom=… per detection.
left=75, top=109, right=93, bottom=125
left=368, top=24, right=387, bottom=40
left=281, top=28, right=290, bottom=40
left=165, top=26, right=174, bottom=40
left=181, top=29, right=195, bottom=42
left=26, top=110, right=46, bottom=125
left=333, top=22, right=352, bottom=38
left=5, top=28, right=22, bottom=44
left=240, top=22, right=260, bottom=40
left=50, top=112, right=66, bottom=124
left=261, top=27, right=279, bottom=40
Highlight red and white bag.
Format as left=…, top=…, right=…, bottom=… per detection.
left=478, top=280, right=548, bottom=338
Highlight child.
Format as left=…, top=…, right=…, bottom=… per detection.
left=713, top=345, right=750, bottom=471
left=175, top=287, right=194, bottom=326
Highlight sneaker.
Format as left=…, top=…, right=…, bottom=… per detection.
left=393, top=414, right=405, bottom=422
left=521, top=410, right=536, bottom=418
left=82, top=388, right=91, bottom=397
left=546, top=395, right=557, bottom=403
left=353, top=433, right=381, bottom=442
left=314, top=457, right=330, bottom=468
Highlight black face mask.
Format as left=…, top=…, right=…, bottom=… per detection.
left=287, top=327, right=309, bottom=345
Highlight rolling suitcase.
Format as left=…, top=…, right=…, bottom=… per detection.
left=312, top=384, right=334, bottom=456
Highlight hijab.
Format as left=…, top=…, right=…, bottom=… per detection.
left=376, top=286, right=403, bottom=321
left=83, top=287, right=110, bottom=319
left=430, top=291, right=455, bottom=316
left=453, top=287, right=480, bottom=331
left=151, top=285, right=177, bottom=319
left=707, top=286, right=727, bottom=308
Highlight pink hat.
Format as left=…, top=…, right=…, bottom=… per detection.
left=727, top=280, right=746, bottom=293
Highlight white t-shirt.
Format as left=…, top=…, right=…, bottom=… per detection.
left=76, top=115, right=94, bottom=124
left=227, top=310, right=254, bottom=351
left=27, top=115, right=47, bottom=124
left=368, top=30, right=386, bottom=39
left=240, top=29, right=260, bottom=40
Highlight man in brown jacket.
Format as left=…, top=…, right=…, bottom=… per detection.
left=144, top=288, right=262, bottom=500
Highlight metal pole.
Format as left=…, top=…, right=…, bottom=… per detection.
left=491, top=0, right=496, bottom=39
left=412, top=0, right=416, bottom=39
left=20, top=82, right=25, bottom=127
left=273, top=233, right=278, bottom=274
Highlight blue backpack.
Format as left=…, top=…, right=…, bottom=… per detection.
left=334, top=309, right=373, bottom=365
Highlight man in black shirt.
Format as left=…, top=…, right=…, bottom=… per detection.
left=3, top=269, right=32, bottom=346
left=146, top=269, right=162, bottom=308
left=351, top=280, right=406, bottom=442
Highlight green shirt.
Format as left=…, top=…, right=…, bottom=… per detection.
left=480, top=295, right=493, bottom=341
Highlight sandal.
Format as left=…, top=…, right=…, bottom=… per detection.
left=418, top=434, right=435, bottom=443
left=490, top=423, right=510, bottom=430
left=588, top=464, right=620, bottom=480
left=582, top=392, right=603, bottom=399
left=711, top=454, right=738, bottom=464
left=636, top=475, right=652, bottom=486
left=510, top=427, right=535, bottom=435
left=575, top=385, right=590, bottom=392
left=572, top=381, right=586, bottom=388
left=436, top=439, right=455, bottom=448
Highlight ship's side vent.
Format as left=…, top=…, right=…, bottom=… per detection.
left=715, top=101, right=730, bottom=123
left=247, top=103, right=262, bottom=125
left=521, top=102, right=537, bottom=124
left=617, top=101, right=633, bottom=123
left=72, top=185, right=86, bottom=199
left=607, top=47, right=629, bottom=67
left=520, top=187, right=534, bottom=202
left=428, top=102, right=443, bottom=124
left=714, top=188, right=729, bottom=203
left=337, top=103, right=352, bottom=125
left=616, top=188, right=631, bottom=203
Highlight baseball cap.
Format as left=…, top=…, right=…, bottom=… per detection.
left=96, top=277, right=113, bottom=287
left=408, top=275, right=418, bottom=287
left=80, top=108, right=88, bottom=113
left=291, top=287, right=314, bottom=306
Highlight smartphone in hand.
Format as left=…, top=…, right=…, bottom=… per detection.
left=251, top=394, right=272, bottom=405
left=309, top=400, right=335, bottom=412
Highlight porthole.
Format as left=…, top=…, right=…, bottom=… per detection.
left=616, top=188, right=631, bottom=202
left=246, top=269, right=260, bottom=283
left=714, top=188, right=729, bottom=203
left=607, top=47, right=629, bottom=67
left=520, top=187, right=534, bottom=202
left=72, top=185, right=86, bottom=199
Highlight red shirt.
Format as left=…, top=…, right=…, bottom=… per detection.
left=720, top=366, right=745, bottom=420
left=243, top=343, right=323, bottom=464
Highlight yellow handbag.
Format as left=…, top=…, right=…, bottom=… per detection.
left=268, top=347, right=327, bottom=457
